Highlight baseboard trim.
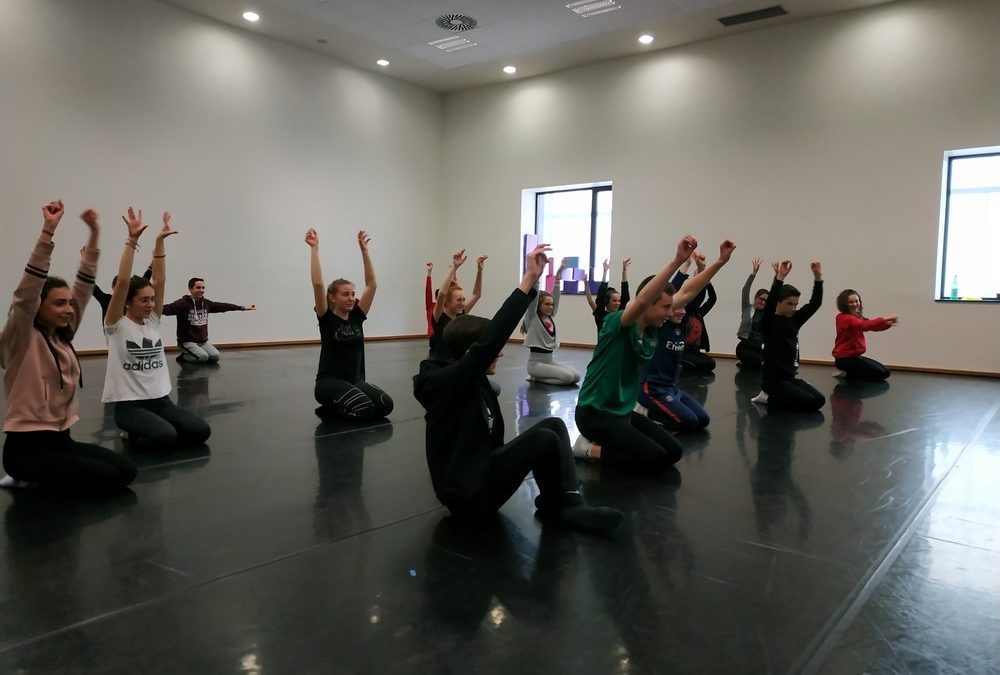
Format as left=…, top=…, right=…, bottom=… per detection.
left=76, top=336, right=999, bottom=378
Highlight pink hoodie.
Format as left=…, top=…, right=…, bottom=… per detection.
left=1, top=235, right=98, bottom=432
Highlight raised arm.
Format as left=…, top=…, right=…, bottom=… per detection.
left=582, top=271, right=597, bottom=311
left=793, top=261, right=824, bottom=326
left=701, top=282, right=718, bottom=315
left=466, top=255, right=487, bottom=313
left=621, top=235, right=698, bottom=328
left=424, top=262, right=434, bottom=330
left=356, top=230, right=377, bottom=315
left=741, top=258, right=761, bottom=315
left=551, top=258, right=567, bottom=316
left=433, top=249, right=466, bottom=321
left=151, top=213, right=177, bottom=317
left=673, top=241, right=735, bottom=310
left=761, top=260, right=791, bottom=330
left=71, top=209, right=101, bottom=336
left=105, top=207, right=148, bottom=327
left=305, top=229, right=326, bottom=318
left=2, top=201, right=63, bottom=367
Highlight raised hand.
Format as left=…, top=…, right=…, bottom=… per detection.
left=776, top=260, right=793, bottom=280
left=451, top=249, right=467, bottom=268
left=305, top=228, right=319, bottom=248
left=80, top=208, right=100, bottom=232
left=42, top=200, right=65, bottom=233
left=675, top=235, right=698, bottom=263
left=558, top=257, right=569, bottom=272
left=810, top=260, right=822, bottom=279
left=524, top=244, right=552, bottom=280
left=695, top=251, right=707, bottom=272
left=157, top=211, right=178, bottom=240
left=121, top=206, right=147, bottom=241
left=622, top=257, right=631, bottom=271
left=583, top=271, right=589, bottom=282
left=752, top=257, right=763, bottom=275
left=477, top=255, right=488, bottom=270
left=603, top=258, right=611, bottom=273
left=718, top=239, right=737, bottom=263
left=357, top=230, right=371, bottom=252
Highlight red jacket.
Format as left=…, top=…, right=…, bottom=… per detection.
left=832, top=313, right=889, bottom=359
left=2, top=236, right=98, bottom=432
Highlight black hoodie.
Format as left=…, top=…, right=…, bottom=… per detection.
left=413, top=288, right=536, bottom=507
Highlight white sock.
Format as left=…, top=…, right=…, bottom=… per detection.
left=751, top=391, right=769, bottom=404
left=0, top=474, right=37, bottom=489
left=572, top=434, right=594, bottom=459
left=833, top=369, right=847, bottom=378
left=633, top=402, right=649, bottom=416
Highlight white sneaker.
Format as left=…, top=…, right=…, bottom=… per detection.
left=633, top=402, right=649, bottom=416
left=120, top=431, right=129, bottom=442
left=572, top=435, right=595, bottom=460
left=751, top=391, right=769, bottom=405
left=833, top=370, right=847, bottom=379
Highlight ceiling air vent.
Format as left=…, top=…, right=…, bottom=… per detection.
left=435, top=14, right=478, bottom=32
left=718, top=5, right=788, bottom=27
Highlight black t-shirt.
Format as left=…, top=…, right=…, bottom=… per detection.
left=316, top=305, right=367, bottom=383
left=428, top=313, right=454, bottom=359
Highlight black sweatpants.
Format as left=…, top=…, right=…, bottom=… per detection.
left=762, top=378, right=826, bottom=412
left=315, top=378, right=394, bottom=420
left=835, top=356, right=890, bottom=382
left=114, top=396, right=211, bottom=449
left=736, top=340, right=764, bottom=368
left=446, top=418, right=580, bottom=521
left=575, top=405, right=683, bottom=471
left=3, top=430, right=136, bottom=492
left=681, top=350, right=716, bottom=373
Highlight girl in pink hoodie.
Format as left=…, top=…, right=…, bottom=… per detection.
left=1, top=201, right=136, bottom=491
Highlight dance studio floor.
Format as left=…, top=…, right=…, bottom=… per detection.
left=1, top=342, right=998, bottom=674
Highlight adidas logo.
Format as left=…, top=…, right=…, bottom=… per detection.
left=122, top=337, right=165, bottom=371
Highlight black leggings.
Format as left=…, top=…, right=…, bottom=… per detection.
left=3, top=430, right=136, bottom=492
left=446, top=418, right=579, bottom=521
left=763, top=378, right=826, bottom=412
left=681, top=350, right=716, bottom=373
left=315, top=378, right=394, bottom=420
left=575, top=405, right=683, bottom=472
left=114, top=396, right=211, bottom=449
left=835, top=356, right=890, bottom=382
left=736, top=340, right=764, bottom=368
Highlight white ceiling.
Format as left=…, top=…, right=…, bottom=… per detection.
left=157, top=0, right=897, bottom=92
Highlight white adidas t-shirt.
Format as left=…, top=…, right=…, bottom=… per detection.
left=102, top=313, right=172, bottom=403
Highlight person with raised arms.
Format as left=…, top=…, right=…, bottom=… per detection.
left=1, top=201, right=136, bottom=491
left=413, top=243, right=623, bottom=535
left=521, top=257, right=581, bottom=386
left=573, top=235, right=716, bottom=473
left=102, top=209, right=211, bottom=449
left=752, top=260, right=825, bottom=412
left=307, top=228, right=393, bottom=420
left=584, top=257, right=631, bottom=333
left=636, top=243, right=736, bottom=432
left=736, top=257, right=768, bottom=369
left=427, top=249, right=485, bottom=358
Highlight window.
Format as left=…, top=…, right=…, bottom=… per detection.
left=520, top=183, right=612, bottom=293
left=938, top=148, right=1000, bottom=302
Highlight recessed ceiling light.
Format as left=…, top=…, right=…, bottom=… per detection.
left=242, top=11, right=260, bottom=22
left=503, top=65, right=517, bottom=75
left=638, top=34, right=654, bottom=45
left=376, top=59, right=390, bottom=67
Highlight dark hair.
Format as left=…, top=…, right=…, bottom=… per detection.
left=36, top=277, right=75, bottom=341
left=777, top=284, right=800, bottom=301
left=836, top=288, right=862, bottom=314
left=127, top=275, right=153, bottom=303
left=636, top=275, right=676, bottom=297
left=442, top=314, right=491, bottom=359
left=754, top=289, right=769, bottom=299
left=603, top=286, right=621, bottom=310
left=188, top=277, right=204, bottom=290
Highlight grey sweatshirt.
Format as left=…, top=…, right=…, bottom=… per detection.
left=523, top=281, right=561, bottom=351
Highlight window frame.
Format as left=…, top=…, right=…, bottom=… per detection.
left=936, top=147, right=1000, bottom=303
left=527, top=184, right=612, bottom=291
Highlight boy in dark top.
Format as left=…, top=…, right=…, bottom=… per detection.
left=93, top=265, right=151, bottom=320
left=753, top=260, right=825, bottom=412
left=413, top=244, right=623, bottom=535
left=162, top=278, right=255, bottom=363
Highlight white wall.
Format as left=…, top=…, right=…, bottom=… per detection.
left=440, top=0, right=1000, bottom=374
left=0, top=0, right=442, bottom=351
